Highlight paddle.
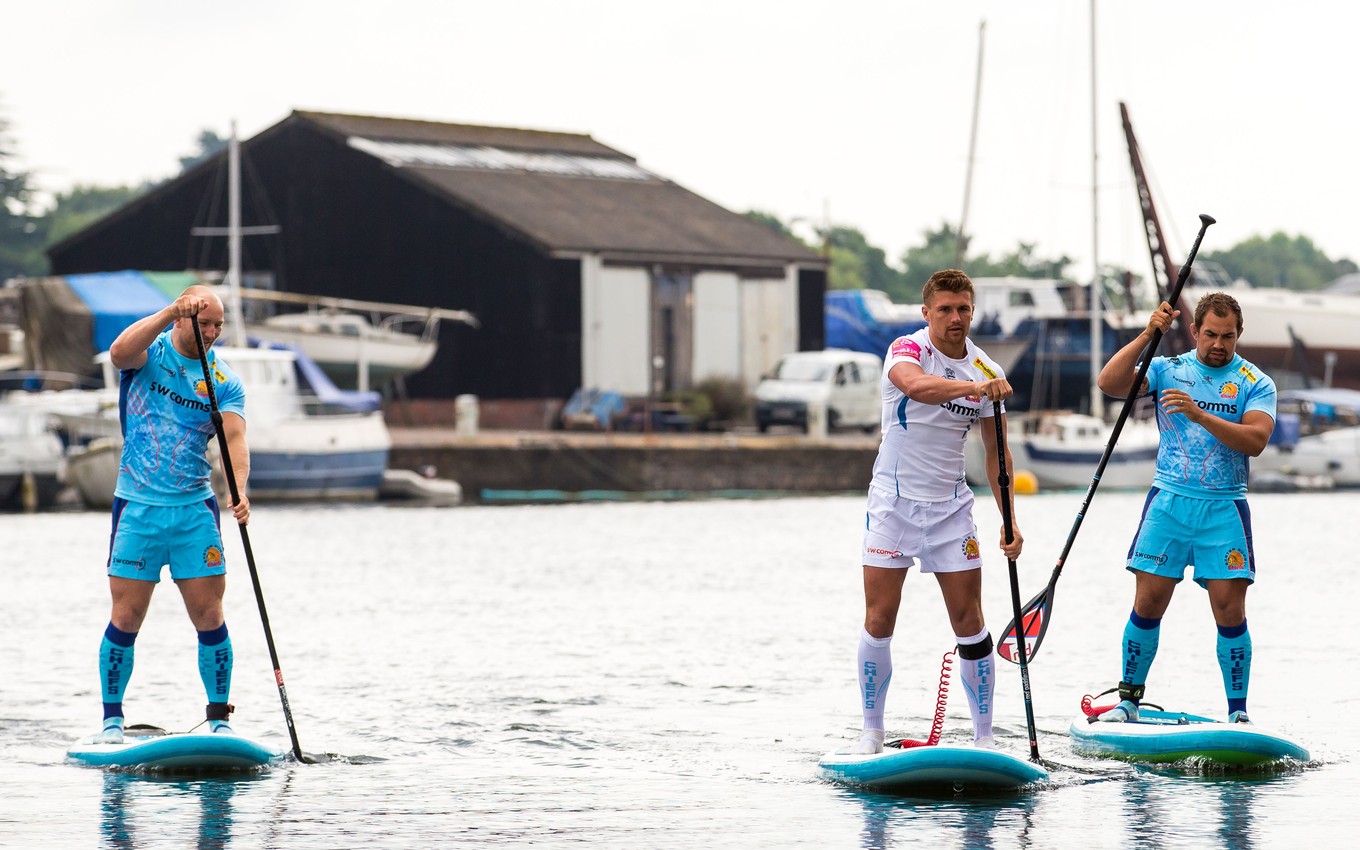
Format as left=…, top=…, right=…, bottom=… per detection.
left=992, top=401, right=1040, bottom=761
left=192, top=318, right=317, bottom=764
left=996, top=213, right=1216, bottom=665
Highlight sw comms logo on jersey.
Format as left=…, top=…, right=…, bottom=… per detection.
left=890, top=337, right=923, bottom=362
left=866, top=547, right=904, bottom=560
left=1225, top=549, right=1246, bottom=570
left=962, top=536, right=981, bottom=560
left=204, top=546, right=224, bottom=568
left=1220, top=382, right=1240, bottom=400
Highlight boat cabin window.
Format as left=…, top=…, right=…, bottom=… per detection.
left=1009, top=291, right=1036, bottom=307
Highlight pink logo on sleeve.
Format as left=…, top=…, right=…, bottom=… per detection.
left=890, top=338, right=923, bottom=362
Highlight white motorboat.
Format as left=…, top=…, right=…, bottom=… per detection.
left=0, top=404, right=65, bottom=511
left=966, top=410, right=1158, bottom=491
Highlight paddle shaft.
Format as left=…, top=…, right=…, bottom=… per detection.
left=192, top=319, right=308, bottom=763
left=992, top=402, right=1040, bottom=761
left=1000, top=214, right=1215, bottom=658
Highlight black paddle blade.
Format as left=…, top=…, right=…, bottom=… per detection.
left=998, top=585, right=1055, bottom=664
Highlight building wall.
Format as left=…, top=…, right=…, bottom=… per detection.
left=581, top=258, right=650, bottom=396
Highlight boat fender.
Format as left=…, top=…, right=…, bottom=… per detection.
left=957, top=634, right=994, bottom=660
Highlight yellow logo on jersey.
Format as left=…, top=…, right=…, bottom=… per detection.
left=973, top=358, right=998, bottom=380
left=1237, top=364, right=1259, bottom=384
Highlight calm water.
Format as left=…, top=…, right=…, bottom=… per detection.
left=0, top=489, right=1352, bottom=848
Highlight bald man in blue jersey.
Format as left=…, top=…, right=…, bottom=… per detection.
left=1095, top=292, right=1276, bottom=724
left=93, top=286, right=251, bottom=744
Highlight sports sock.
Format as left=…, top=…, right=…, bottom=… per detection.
left=857, top=629, right=892, bottom=732
left=100, top=623, right=138, bottom=720
left=956, top=627, right=994, bottom=741
left=197, top=624, right=233, bottom=708
left=1216, top=620, right=1251, bottom=716
left=1120, top=611, right=1161, bottom=698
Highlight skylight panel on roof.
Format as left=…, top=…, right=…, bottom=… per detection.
left=348, top=137, right=655, bottom=181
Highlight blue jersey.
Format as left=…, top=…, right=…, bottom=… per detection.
left=1145, top=351, right=1275, bottom=499
left=114, top=330, right=246, bottom=506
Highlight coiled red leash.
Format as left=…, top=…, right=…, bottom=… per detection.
left=888, top=650, right=955, bottom=749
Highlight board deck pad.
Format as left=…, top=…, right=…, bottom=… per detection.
left=819, top=742, right=1048, bottom=792
left=1068, top=709, right=1310, bottom=766
left=66, top=724, right=284, bottom=771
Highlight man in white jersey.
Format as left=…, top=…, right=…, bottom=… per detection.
left=841, top=269, right=1024, bottom=755
left=93, top=286, right=251, bottom=744
left=1094, top=292, right=1275, bottom=724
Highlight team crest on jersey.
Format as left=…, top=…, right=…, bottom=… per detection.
left=1225, top=549, right=1246, bottom=570
left=1238, top=365, right=1259, bottom=384
left=962, top=536, right=981, bottom=560
left=204, top=546, right=224, bottom=568
left=1220, top=382, right=1240, bottom=400
left=890, top=337, right=923, bottom=362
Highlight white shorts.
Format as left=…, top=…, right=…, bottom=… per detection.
left=861, top=487, right=982, bottom=572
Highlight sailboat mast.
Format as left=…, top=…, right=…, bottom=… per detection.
left=956, top=20, right=985, bottom=268
left=1088, top=0, right=1104, bottom=420
left=227, top=121, right=246, bottom=347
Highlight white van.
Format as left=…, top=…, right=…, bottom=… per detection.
left=754, top=349, right=883, bottom=433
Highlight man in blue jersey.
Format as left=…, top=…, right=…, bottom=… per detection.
left=1095, top=292, right=1275, bottom=724
left=839, top=269, right=1023, bottom=755
left=94, top=285, right=250, bottom=744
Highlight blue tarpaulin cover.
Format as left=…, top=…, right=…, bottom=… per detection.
left=65, top=271, right=173, bottom=353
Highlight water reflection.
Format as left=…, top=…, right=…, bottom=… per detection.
left=850, top=788, right=1038, bottom=849
left=100, top=771, right=265, bottom=849
left=1117, top=768, right=1301, bottom=849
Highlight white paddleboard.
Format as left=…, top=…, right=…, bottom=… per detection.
left=1069, top=709, right=1309, bottom=766
left=66, top=724, right=284, bottom=771
left=819, top=743, right=1048, bottom=792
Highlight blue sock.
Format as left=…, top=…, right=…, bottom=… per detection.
left=197, top=624, right=233, bottom=707
left=100, top=623, right=138, bottom=719
left=1217, top=620, right=1251, bottom=715
left=1120, top=611, right=1161, bottom=699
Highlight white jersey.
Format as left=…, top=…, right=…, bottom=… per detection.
left=869, top=328, right=1007, bottom=502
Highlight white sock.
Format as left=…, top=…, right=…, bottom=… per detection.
left=857, top=628, right=893, bottom=732
left=956, top=628, right=995, bottom=741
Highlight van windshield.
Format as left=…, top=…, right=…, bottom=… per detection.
left=774, top=359, right=831, bottom=382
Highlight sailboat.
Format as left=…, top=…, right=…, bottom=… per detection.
left=964, top=3, right=1159, bottom=491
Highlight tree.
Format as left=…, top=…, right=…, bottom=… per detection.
left=43, top=183, right=148, bottom=247
left=0, top=105, right=44, bottom=280
left=178, top=128, right=228, bottom=173
left=1206, top=232, right=1358, bottom=291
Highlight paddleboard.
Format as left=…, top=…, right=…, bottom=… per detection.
left=1068, top=709, right=1309, bottom=766
left=66, top=724, right=284, bottom=771
left=819, top=743, right=1048, bottom=792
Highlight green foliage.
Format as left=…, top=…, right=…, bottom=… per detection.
left=178, top=128, right=228, bottom=173
left=1206, top=232, right=1358, bottom=291
left=44, top=183, right=146, bottom=247
left=0, top=106, right=45, bottom=280
left=899, top=222, right=1076, bottom=300
left=693, top=375, right=750, bottom=424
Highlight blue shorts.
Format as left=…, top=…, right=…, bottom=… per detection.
left=107, top=498, right=227, bottom=582
left=1125, top=488, right=1255, bottom=587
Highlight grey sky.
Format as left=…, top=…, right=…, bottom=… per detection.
left=5, top=1, right=1354, bottom=283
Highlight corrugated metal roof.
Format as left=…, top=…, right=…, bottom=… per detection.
left=299, top=111, right=819, bottom=264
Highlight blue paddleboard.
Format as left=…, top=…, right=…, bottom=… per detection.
left=1068, top=709, right=1309, bottom=766
left=66, top=724, right=284, bottom=771
left=819, top=743, right=1048, bottom=791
